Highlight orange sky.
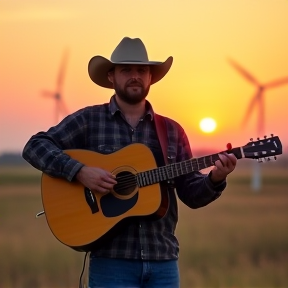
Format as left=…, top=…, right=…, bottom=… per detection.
left=1, top=0, right=288, bottom=157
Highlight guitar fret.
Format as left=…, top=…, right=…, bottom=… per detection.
left=145, top=171, right=151, bottom=185
left=147, top=171, right=151, bottom=185
left=172, top=163, right=176, bottom=177
left=136, top=174, right=141, bottom=187
left=152, top=169, right=157, bottom=184
left=142, top=172, right=147, bottom=186
left=162, top=168, right=166, bottom=180
left=166, top=166, right=170, bottom=179
left=150, top=170, right=154, bottom=184
left=170, top=164, right=174, bottom=178
left=147, top=170, right=151, bottom=185
left=158, top=167, right=163, bottom=181
left=169, top=166, right=172, bottom=178
left=185, top=161, right=189, bottom=174
left=190, top=159, right=195, bottom=172
left=181, top=162, right=185, bottom=174
left=162, top=167, right=167, bottom=180
left=175, top=163, right=179, bottom=177
left=183, top=161, right=187, bottom=174
left=153, top=169, right=157, bottom=182
left=137, top=173, right=143, bottom=187
left=151, top=171, right=154, bottom=184
left=180, top=162, right=184, bottom=175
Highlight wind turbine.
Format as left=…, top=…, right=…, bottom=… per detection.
left=228, top=58, right=288, bottom=190
left=42, top=49, right=70, bottom=124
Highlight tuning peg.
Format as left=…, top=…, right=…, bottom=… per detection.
left=271, top=134, right=274, bottom=137
left=264, top=135, right=267, bottom=139
left=250, top=138, right=253, bottom=142
left=274, top=156, right=277, bottom=160
left=257, top=158, right=263, bottom=163
left=257, top=137, right=260, bottom=140
left=226, top=143, right=232, bottom=150
left=265, top=157, right=270, bottom=161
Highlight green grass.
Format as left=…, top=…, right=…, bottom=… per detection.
left=0, top=166, right=288, bottom=288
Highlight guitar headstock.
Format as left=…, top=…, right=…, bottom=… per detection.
left=241, top=135, right=282, bottom=161
left=229, top=135, right=283, bottom=161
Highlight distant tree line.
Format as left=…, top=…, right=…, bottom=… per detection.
left=0, top=153, right=29, bottom=166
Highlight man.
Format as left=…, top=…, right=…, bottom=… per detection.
left=22, top=37, right=237, bottom=288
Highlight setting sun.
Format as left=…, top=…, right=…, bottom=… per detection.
left=199, top=117, right=217, bottom=133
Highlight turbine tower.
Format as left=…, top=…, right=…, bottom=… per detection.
left=42, top=49, right=69, bottom=124
left=228, top=58, right=288, bottom=190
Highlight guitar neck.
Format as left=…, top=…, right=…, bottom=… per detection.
left=137, top=147, right=243, bottom=187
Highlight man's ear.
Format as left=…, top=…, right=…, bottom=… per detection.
left=107, top=71, right=114, bottom=84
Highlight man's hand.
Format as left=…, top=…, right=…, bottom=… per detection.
left=76, top=166, right=117, bottom=194
left=210, top=153, right=237, bottom=184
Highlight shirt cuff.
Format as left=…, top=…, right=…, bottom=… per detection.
left=205, top=171, right=226, bottom=192
left=64, top=159, right=84, bottom=182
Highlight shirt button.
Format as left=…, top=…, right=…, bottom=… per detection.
left=139, top=224, right=142, bottom=228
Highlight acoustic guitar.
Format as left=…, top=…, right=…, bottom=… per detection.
left=40, top=135, right=282, bottom=251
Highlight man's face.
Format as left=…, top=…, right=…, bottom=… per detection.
left=108, top=64, right=152, bottom=104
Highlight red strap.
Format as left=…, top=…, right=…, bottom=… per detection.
left=154, top=114, right=168, bottom=164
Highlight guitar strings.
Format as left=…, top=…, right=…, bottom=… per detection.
left=113, top=156, right=218, bottom=190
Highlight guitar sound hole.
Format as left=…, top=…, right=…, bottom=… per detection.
left=114, top=171, right=137, bottom=196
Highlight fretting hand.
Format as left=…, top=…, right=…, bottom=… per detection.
left=210, top=152, right=237, bottom=184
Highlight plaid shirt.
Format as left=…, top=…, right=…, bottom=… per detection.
left=23, top=95, right=226, bottom=260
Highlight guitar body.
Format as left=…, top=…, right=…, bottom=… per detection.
left=41, top=143, right=168, bottom=252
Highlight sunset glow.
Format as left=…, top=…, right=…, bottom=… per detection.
left=1, top=1, right=288, bottom=154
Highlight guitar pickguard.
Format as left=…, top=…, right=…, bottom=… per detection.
left=100, top=192, right=138, bottom=217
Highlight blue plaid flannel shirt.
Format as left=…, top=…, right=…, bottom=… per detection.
left=22, top=95, right=226, bottom=260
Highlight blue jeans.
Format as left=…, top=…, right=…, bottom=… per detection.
left=89, top=257, right=180, bottom=288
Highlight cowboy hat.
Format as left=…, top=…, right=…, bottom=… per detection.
left=88, top=37, right=173, bottom=89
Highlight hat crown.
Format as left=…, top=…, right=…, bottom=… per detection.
left=111, top=37, right=149, bottom=63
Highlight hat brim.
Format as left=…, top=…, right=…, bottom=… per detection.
left=88, top=56, right=173, bottom=89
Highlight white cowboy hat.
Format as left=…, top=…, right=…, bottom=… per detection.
left=88, top=37, right=173, bottom=89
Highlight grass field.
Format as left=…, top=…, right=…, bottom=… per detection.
left=0, top=164, right=287, bottom=288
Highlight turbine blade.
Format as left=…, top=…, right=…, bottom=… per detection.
left=265, top=77, right=288, bottom=89
left=55, top=99, right=60, bottom=124
left=228, top=58, right=260, bottom=86
left=258, top=93, right=265, bottom=135
left=58, top=98, right=69, bottom=116
left=56, top=49, right=69, bottom=93
left=41, top=90, right=55, bottom=98
left=241, top=89, right=262, bottom=128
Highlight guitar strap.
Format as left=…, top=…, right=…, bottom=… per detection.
left=154, top=114, right=168, bottom=165
left=154, top=114, right=176, bottom=190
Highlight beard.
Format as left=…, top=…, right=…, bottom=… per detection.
left=114, top=78, right=150, bottom=105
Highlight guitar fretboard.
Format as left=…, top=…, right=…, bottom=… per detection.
left=136, top=153, right=221, bottom=187
left=135, top=135, right=282, bottom=188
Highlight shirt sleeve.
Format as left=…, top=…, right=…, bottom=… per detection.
left=173, top=124, right=227, bottom=209
left=22, top=110, right=87, bottom=182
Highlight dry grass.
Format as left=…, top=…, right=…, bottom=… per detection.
left=0, top=165, right=287, bottom=288
left=177, top=182, right=288, bottom=288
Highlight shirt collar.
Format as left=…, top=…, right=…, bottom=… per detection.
left=108, top=95, right=154, bottom=121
